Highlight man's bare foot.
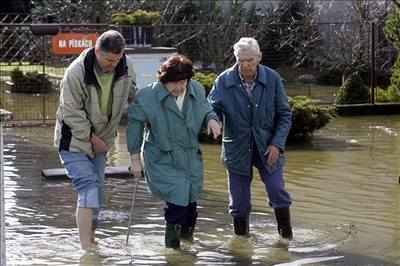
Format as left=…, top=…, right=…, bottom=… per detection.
left=90, top=231, right=97, bottom=244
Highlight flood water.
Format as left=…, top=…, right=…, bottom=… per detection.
left=2, top=115, right=400, bottom=265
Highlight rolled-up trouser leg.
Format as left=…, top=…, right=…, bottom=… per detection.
left=58, top=150, right=107, bottom=230
left=90, top=153, right=106, bottom=230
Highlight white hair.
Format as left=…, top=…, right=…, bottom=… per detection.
left=233, top=37, right=260, bottom=56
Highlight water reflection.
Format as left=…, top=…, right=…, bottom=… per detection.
left=2, top=115, right=400, bottom=265
left=0, top=81, right=60, bottom=121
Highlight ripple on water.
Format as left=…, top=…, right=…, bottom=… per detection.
left=274, top=256, right=344, bottom=266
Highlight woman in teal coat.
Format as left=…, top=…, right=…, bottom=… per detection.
left=127, top=54, right=222, bottom=249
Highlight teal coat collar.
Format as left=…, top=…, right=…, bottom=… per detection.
left=156, top=80, right=198, bottom=102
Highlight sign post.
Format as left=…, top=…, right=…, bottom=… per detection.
left=30, top=24, right=60, bottom=124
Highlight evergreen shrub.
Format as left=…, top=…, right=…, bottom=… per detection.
left=376, top=86, right=400, bottom=103
left=193, top=72, right=217, bottom=97
left=388, top=55, right=400, bottom=95
left=10, top=68, right=51, bottom=93
left=288, top=96, right=335, bottom=141
left=334, top=72, right=369, bottom=104
left=110, top=10, right=160, bottom=25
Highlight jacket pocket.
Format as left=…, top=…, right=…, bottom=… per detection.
left=145, top=142, right=171, bottom=165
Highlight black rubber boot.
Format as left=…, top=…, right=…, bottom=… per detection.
left=180, top=207, right=197, bottom=241
left=233, top=217, right=249, bottom=237
left=274, top=207, right=293, bottom=240
left=180, top=226, right=195, bottom=241
left=165, top=223, right=181, bottom=249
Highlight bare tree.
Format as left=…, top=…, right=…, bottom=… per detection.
left=152, top=0, right=322, bottom=72
left=274, top=0, right=321, bottom=67
left=31, top=0, right=142, bottom=23
left=313, top=0, right=388, bottom=81
left=150, top=0, right=255, bottom=72
left=204, top=1, right=248, bottom=71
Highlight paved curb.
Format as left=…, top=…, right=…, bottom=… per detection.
left=336, top=103, right=400, bottom=116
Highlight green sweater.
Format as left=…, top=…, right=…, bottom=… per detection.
left=94, top=64, right=114, bottom=116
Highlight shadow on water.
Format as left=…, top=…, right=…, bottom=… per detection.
left=2, top=115, right=400, bottom=265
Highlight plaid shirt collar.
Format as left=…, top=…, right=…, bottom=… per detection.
left=238, top=70, right=257, bottom=98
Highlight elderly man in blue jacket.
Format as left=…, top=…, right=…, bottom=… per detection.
left=208, top=37, right=293, bottom=240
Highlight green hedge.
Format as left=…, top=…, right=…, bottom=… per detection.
left=376, top=86, right=400, bottom=103
left=193, top=72, right=217, bottom=97
left=110, top=10, right=160, bottom=25
left=288, top=96, right=335, bottom=141
left=10, top=68, right=52, bottom=93
left=383, top=55, right=400, bottom=102
left=334, top=72, right=369, bottom=104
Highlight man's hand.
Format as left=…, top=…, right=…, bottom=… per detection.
left=130, top=153, right=144, bottom=179
left=90, top=133, right=108, bottom=154
left=207, top=119, right=222, bottom=140
left=264, top=145, right=280, bottom=166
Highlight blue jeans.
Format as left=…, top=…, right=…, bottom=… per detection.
left=58, top=149, right=107, bottom=230
left=227, top=146, right=292, bottom=218
left=164, top=201, right=198, bottom=226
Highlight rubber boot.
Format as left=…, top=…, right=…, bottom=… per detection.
left=274, top=207, right=293, bottom=240
left=233, top=217, right=249, bottom=237
left=181, top=207, right=197, bottom=242
left=165, top=223, right=181, bottom=249
left=180, top=226, right=195, bottom=241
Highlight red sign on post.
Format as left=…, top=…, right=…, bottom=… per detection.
left=52, top=33, right=98, bottom=54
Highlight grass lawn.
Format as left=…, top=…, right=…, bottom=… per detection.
left=276, top=67, right=322, bottom=83
left=285, top=83, right=339, bottom=103
left=275, top=67, right=341, bottom=103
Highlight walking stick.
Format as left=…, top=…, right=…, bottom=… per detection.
left=126, top=177, right=139, bottom=245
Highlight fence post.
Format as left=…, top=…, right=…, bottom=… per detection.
left=0, top=124, right=6, bottom=266
left=370, top=22, right=376, bottom=104
left=30, top=24, right=60, bottom=124
left=42, top=36, right=46, bottom=124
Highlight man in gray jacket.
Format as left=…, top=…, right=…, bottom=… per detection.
left=54, top=30, right=137, bottom=251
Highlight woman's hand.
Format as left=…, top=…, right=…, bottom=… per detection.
left=130, top=153, right=144, bottom=179
left=207, top=119, right=222, bottom=140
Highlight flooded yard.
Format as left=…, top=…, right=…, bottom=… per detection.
left=1, top=115, right=400, bottom=265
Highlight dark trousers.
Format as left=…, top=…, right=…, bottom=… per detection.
left=228, top=145, right=292, bottom=218
left=164, top=201, right=198, bottom=226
